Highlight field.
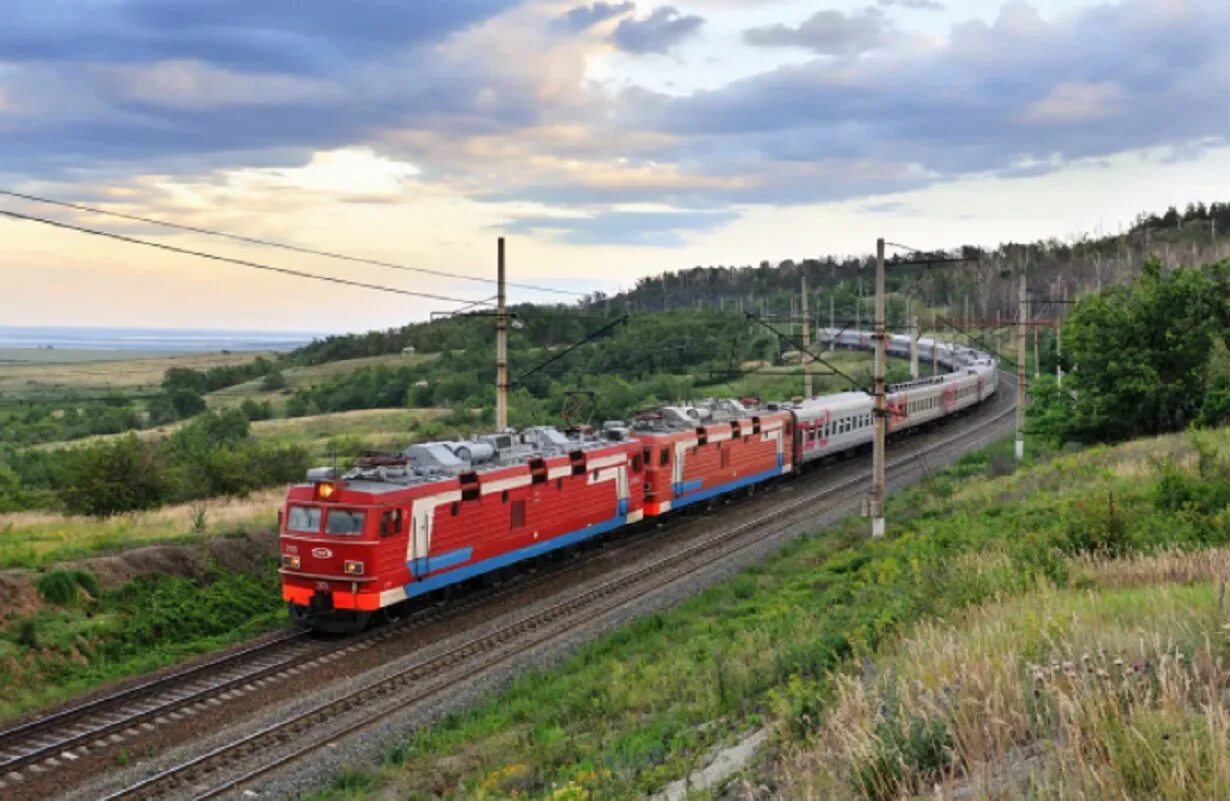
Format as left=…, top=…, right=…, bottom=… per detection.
left=206, top=351, right=435, bottom=410
left=299, top=426, right=1230, bottom=801
left=0, top=349, right=275, bottom=400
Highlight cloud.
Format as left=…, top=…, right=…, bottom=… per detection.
left=744, top=7, right=890, bottom=55
left=631, top=0, right=1229, bottom=202
left=552, top=1, right=636, bottom=33
left=503, top=208, right=738, bottom=246
left=878, top=0, right=944, bottom=10
left=0, top=1, right=517, bottom=73
left=612, top=6, right=704, bottom=54
left=1022, top=80, right=1125, bottom=125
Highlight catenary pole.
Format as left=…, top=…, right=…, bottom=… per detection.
left=871, top=238, right=887, bottom=538
left=1015, top=266, right=1027, bottom=461
left=496, top=238, right=509, bottom=431
left=801, top=275, right=813, bottom=397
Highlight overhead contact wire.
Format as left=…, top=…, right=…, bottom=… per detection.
left=0, top=209, right=493, bottom=306
left=0, top=188, right=583, bottom=297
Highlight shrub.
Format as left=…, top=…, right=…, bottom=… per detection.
left=58, top=434, right=170, bottom=516
left=15, top=619, right=37, bottom=648
left=260, top=370, right=287, bottom=391
left=36, top=569, right=99, bottom=605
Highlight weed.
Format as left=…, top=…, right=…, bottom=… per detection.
left=190, top=503, right=208, bottom=535
left=331, top=766, right=376, bottom=792
left=35, top=568, right=98, bottom=605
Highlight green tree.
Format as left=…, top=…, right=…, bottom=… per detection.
left=1040, top=261, right=1227, bottom=443
left=169, top=388, right=207, bottom=419
left=59, top=434, right=170, bottom=516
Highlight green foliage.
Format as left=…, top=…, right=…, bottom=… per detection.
left=1031, top=260, right=1230, bottom=444
left=35, top=569, right=99, bottom=605
left=2, top=565, right=285, bottom=719
left=9, top=410, right=307, bottom=516
left=162, top=358, right=275, bottom=395
left=260, top=369, right=287, bottom=391
left=58, top=434, right=170, bottom=516
left=169, top=388, right=207, bottom=418
left=239, top=398, right=275, bottom=421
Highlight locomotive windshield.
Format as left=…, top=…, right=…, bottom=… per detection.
left=286, top=505, right=321, bottom=533
left=325, top=509, right=367, bottom=535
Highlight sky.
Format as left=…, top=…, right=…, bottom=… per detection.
left=0, top=0, right=1226, bottom=332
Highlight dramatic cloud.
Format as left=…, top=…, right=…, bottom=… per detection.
left=552, top=1, right=636, bottom=32
left=612, top=6, right=705, bottom=54
left=744, top=7, right=891, bottom=55
left=1, top=0, right=1227, bottom=251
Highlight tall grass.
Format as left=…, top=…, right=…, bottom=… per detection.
left=0, top=488, right=282, bottom=569
left=780, top=569, right=1230, bottom=800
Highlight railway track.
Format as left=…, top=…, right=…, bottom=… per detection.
left=97, top=380, right=1016, bottom=801
left=0, top=476, right=747, bottom=794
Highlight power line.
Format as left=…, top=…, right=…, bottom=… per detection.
left=0, top=208, right=495, bottom=306
left=0, top=188, right=584, bottom=298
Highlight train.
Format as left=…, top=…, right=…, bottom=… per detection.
left=279, top=330, right=998, bottom=631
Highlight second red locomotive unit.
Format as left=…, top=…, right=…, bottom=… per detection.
left=280, top=331, right=997, bottom=631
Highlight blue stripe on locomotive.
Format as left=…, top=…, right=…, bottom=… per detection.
left=403, top=512, right=629, bottom=599
left=670, top=465, right=785, bottom=512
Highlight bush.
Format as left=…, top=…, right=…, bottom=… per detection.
left=58, top=434, right=170, bottom=517
left=239, top=398, right=274, bottom=421
left=261, top=370, right=287, bottom=391
left=36, top=569, right=99, bottom=605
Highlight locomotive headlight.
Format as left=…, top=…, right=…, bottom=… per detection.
left=315, top=482, right=336, bottom=501
left=282, top=554, right=301, bottom=569
left=344, top=560, right=365, bottom=575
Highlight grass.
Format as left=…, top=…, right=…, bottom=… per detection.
left=0, top=488, right=283, bottom=569
left=0, top=350, right=274, bottom=399
left=0, top=563, right=285, bottom=720
left=298, top=425, right=1230, bottom=801
left=250, top=407, right=448, bottom=458
left=779, top=562, right=1230, bottom=799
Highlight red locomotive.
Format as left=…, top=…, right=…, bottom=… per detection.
left=280, top=332, right=998, bottom=631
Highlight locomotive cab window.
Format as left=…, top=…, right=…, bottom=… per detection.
left=631, top=453, right=644, bottom=473
left=325, top=509, right=366, bottom=536
left=287, top=505, right=321, bottom=533
left=660, top=448, right=670, bottom=466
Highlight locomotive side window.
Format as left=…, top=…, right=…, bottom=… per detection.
left=511, top=500, right=526, bottom=529
left=631, top=453, right=644, bottom=473
left=380, top=510, right=403, bottom=537
left=287, top=505, right=321, bottom=533
left=325, top=509, right=366, bottom=535
left=660, top=448, right=670, bottom=466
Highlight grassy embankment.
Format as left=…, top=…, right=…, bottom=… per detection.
left=302, top=427, right=1230, bottom=801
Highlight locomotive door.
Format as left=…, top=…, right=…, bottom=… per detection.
left=615, top=464, right=630, bottom=516
left=409, top=503, right=432, bottom=578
